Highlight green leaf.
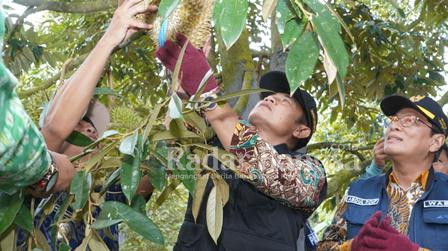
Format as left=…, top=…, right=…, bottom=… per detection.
left=93, top=87, right=119, bottom=96
left=311, top=13, right=349, bottom=79
left=13, top=204, right=32, bottom=233
left=281, top=17, right=306, bottom=49
left=169, top=118, right=188, bottom=138
left=65, top=131, right=94, bottom=147
left=92, top=201, right=164, bottom=245
left=158, top=0, right=181, bottom=19
left=184, top=112, right=207, bottom=136
left=192, top=173, right=210, bottom=222
left=59, top=243, right=70, bottom=251
left=121, top=154, right=142, bottom=203
left=70, top=171, right=91, bottom=211
left=276, top=0, right=306, bottom=49
left=131, top=195, right=147, bottom=215
left=119, top=131, right=139, bottom=156
left=170, top=153, right=195, bottom=195
left=146, top=156, right=167, bottom=191
left=214, top=88, right=268, bottom=103
left=141, top=103, right=163, bottom=148
left=101, top=167, right=122, bottom=194
left=213, top=0, right=224, bottom=29
left=151, top=129, right=201, bottom=141
left=90, top=217, right=123, bottom=230
left=0, top=192, right=23, bottom=235
left=152, top=179, right=181, bottom=210
left=275, top=0, right=289, bottom=34
left=168, top=93, right=183, bottom=119
left=216, top=0, right=249, bottom=49
left=285, top=32, right=319, bottom=94
left=82, top=142, right=118, bottom=172
left=302, top=0, right=340, bottom=32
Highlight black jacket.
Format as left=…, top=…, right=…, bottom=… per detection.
left=174, top=141, right=326, bottom=251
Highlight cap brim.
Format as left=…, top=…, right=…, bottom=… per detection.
left=85, top=101, right=110, bottom=137
left=259, top=71, right=291, bottom=98
left=380, top=95, right=430, bottom=120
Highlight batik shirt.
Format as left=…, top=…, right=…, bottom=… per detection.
left=318, top=170, right=430, bottom=251
left=228, top=120, right=327, bottom=212
left=0, top=26, right=50, bottom=194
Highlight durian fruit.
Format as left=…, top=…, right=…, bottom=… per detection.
left=110, top=106, right=142, bottom=131
left=150, top=0, right=214, bottom=48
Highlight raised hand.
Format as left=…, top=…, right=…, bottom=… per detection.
left=103, top=0, right=157, bottom=49
left=156, top=33, right=218, bottom=96
left=374, top=138, right=388, bottom=167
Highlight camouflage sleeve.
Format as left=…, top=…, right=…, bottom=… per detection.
left=227, top=120, right=327, bottom=211
left=0, top=58, right=50, bottom=194
left=318, top=192, right=351, bottom=251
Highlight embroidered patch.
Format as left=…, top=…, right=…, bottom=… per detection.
left=423, top=200, right=448, bottom=208
left=346, top=195, right=379, bottom=206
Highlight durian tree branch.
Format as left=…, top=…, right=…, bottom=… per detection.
left=18, top=31, right=146, bottom=98
left=18, top=54, right=88, bottom=98
left=13, top=0, right=117, bottom=13
left=438, top=90, right=448, bottom=106
left=307, top=142, right=375, bottom=152
left=218, top=28, right=255, bottom=115
left=308, top=142, right=375, bottom=162
left=250, top=50, right=271, bottom=59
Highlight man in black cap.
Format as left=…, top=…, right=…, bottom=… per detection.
left=157, top=34, right=327, bottom=250
left=319, top=95, right=448, bottom=251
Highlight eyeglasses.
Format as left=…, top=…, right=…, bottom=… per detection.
left=385, top=114, right=433, bottom=130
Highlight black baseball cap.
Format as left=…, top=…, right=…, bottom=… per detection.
left=380, top=95, right=448, bottom=136
left=259, top=71, right=318, bottom=149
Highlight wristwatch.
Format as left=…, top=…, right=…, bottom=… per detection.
left=199, top=88, right=221, bottom=113
left=31, top=157, right=59, bottom=193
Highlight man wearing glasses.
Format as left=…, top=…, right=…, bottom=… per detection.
left=318, top=95, right=448, bottom=251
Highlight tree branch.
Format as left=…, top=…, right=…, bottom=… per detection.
left=13, top=0, right=116, bottom=13
left=307, top=142, right=374, bottom=152
left=438, top=90, right=448, bottom=106
left=308, top=142, right=374, bottom=162
left=18, top=54, right=88, bottom=98
left=18, top=31, right=146, bottom=98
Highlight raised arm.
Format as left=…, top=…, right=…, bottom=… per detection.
left=227, top=120, right=327, bottom=210
left=156, top=34, right=239, bottom=147
left=0, top=60, right=75, bottom=196
left=42, top=0, right=156, bottom=151
left=156, top=36, right=326, bottom=209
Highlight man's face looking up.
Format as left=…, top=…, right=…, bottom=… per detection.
left=248, top=93, right=311, bottom=147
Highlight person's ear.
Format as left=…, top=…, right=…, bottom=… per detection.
left=429, top=134, right=445, bottom=153
left=293, top=125, right=311, bottom=140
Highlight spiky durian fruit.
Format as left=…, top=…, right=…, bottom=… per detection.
left=150, top=0, right=214, bottom=48
left=110, top=106, right=142, bottom=131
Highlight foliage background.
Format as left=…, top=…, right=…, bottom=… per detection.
left=2, top=0, right=447, bottom=248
